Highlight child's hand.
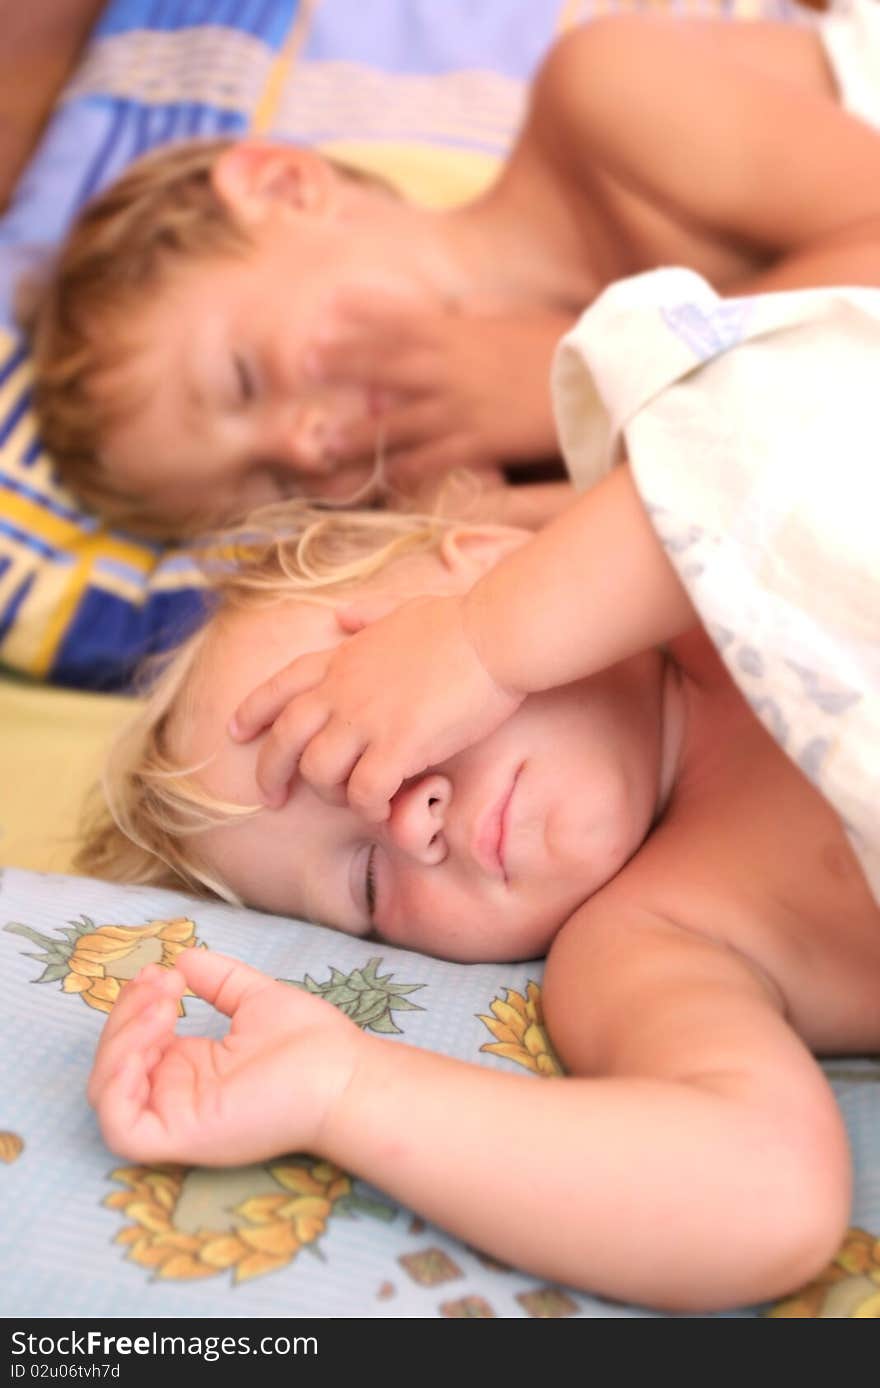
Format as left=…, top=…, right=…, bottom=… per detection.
left=88, top=952, right=360, bottom=1166
left=307, top=289, right=572, bottom=484
left=230, top=593, right=524, bottom=821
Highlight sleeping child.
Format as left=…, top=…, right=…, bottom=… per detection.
left=83, top=263, right=880, bottom=1315
left=24, top=0, right=880, bottom=535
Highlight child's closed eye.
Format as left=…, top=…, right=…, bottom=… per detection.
left=233, top=353, right=257, bottom=405
left=365, top=844, right=377, bottom=921
left=350, top=843, right=380, bottom=929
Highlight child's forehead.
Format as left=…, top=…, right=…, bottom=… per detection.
left=192, top=544, right=456, bottom=718
left=212, top=597, right=341, bottom=687
left=170, top=597, right=342, bottom=768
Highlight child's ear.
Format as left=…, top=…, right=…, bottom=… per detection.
left=212, top=141, right=335, bottom=225
left=439, top=525, right=529, bottom=583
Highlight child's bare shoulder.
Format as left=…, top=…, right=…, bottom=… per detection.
left=546, top=636, right=880, bottom=1065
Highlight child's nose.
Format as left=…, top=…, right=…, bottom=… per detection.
left=386, top=774, right=451, bottom=865
left=280, top=403, right=336, bottom=475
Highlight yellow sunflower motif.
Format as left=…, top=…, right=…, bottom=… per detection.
left=106, top=1159, right=394, bottom=1283
left=478, top=982, right=563, bottom=1076
left=0, top=1132, right=24, bottom=1163
left=766, top=1227, right=880, bottom=1318
left=4, top=915, right=199, bottom=1014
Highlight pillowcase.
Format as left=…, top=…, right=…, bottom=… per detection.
left=3, top=863, right=877, bottom=1317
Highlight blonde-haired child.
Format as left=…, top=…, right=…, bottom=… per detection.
left=86, top=472, right=879, bottom=1312
left=26, top=4, right=880, bottom=535
left=79, top=500, right=465, bottom=893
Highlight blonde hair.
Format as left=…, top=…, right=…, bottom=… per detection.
left=21, top=137, right=395, bottom=535
left=76, top=497, right=456, bottom=899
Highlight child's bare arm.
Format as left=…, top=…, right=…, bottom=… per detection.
left=461, top=461, right=693, bottom=692
left=232, top=462, right=694, bottom=818
left=535, top=15, right=880, bottom=289
left=531, top=901, right=850, bottom=1306
left=89, top=926, right=849, bottom=1310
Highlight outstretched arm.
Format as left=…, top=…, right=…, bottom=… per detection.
left=89, top=932, right=848, bottom=1312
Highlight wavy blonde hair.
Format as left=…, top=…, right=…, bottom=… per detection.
left=21, top=137, right=396, bottom=536
left=76, top=497, right=457, bottom=899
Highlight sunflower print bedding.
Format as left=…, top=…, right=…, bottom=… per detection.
left=1, top=867, right=878, bottom=1319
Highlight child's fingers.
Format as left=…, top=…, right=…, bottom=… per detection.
left=230, top=649, right=333, bottom=743
left=88, top=995, right=177, bottom=1107
left=252, top=691, right=335, bottom=807
left=96, top=1053, right=177, bottom=1163
left=297, top=718, right=367, bottom=806
left=308, top=290, right=439, bottom=384
left=309, top=338, right=435, bottom=392
left=324, top=284, right=436, bottom=337
left=328, top=399, right=445, bottom=467
left=346, top=744, right=405, bottom=824
left=96, top=963, right=183, bottom=1049
left=173, top=948, right=279, bottom=1020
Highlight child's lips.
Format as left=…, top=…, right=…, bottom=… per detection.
left=472, top=765, right=522, bottom=882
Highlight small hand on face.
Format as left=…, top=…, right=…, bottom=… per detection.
left=304, top=287, right=568, bottom=486
left=228, top=593, right=524, bottom=822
